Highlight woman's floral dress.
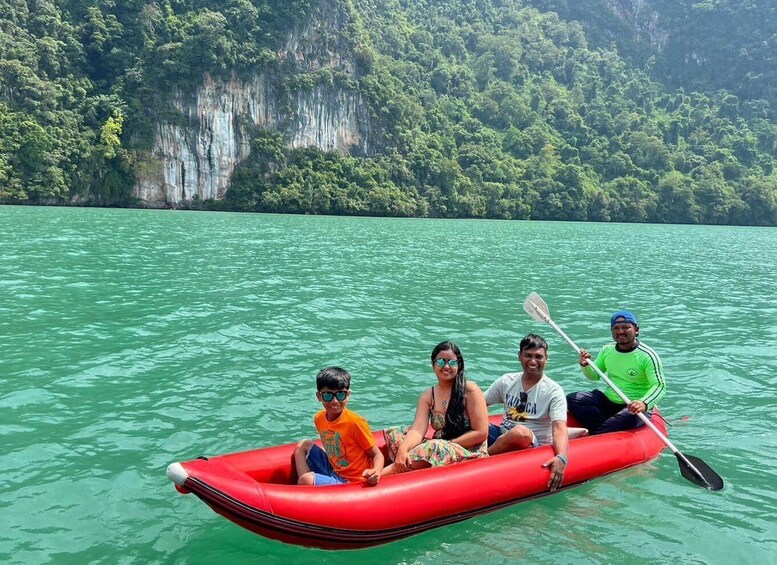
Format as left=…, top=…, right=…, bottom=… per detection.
left=384, top=388, right=488, bottom=467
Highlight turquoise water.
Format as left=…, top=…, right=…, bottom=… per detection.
left=1, top=206, right=775, bottom=564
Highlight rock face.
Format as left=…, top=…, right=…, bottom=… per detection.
left=605, top=0, right=669, bottom=51
left=133, top=3, right=370, bottom=207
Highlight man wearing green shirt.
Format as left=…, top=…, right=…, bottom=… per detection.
left=567, top=310, right=666, bottom=434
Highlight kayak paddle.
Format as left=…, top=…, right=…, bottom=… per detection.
left=523, top=292, right=724, bottom=491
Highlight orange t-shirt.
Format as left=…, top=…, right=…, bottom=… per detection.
left=314, top=408, right=376, bottom=482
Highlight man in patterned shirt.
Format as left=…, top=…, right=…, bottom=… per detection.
left=484, top=334, right=570, bottom=491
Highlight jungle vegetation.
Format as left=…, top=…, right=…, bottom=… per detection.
left=2, top=0, right=776, bottom=225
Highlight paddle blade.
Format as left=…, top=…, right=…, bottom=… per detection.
left=523, top=292, right=551, bottom=323
left=676, top=453, right=724, bottom=491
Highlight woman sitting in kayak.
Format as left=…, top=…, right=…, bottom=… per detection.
left=382, top=341, right=489, bottom=475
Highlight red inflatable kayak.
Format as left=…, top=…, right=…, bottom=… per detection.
left=166, top=411, right=667, bottom=549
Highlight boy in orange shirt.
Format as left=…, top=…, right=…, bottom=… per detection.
left=293, top=367, right=384, bottom=485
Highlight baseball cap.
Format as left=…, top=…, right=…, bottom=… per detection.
left=610, top=310, right=638, bottom=327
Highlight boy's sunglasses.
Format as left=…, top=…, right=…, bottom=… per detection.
left=320, top=390, right=348, bottom=402
left=434, top=358, right=459, bottom=368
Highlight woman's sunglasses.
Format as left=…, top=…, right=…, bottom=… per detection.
left=320, top=390, right=348, bottom=402
left=434, top=358, right=459, bottom=368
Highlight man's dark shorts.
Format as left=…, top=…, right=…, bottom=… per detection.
left=487, top=423, right=539, bottom=448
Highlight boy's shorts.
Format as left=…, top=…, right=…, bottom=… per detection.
left=488, top=423, right=539, bottom=448
left=306, top=444, right=348, bottom=486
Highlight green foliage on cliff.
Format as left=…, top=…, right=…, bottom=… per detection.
left=0, top=0, right=313, bottom=204
left=531, top=0, right=777, bottom=119
left=227, top=0, right=777, bottom=224
left=2, top=0, right=777, bottom=224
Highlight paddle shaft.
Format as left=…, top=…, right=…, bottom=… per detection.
left=526, top=300, right=711, bottom=486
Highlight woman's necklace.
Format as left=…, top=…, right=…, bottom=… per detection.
left=436, top=385, right=450, bottom=408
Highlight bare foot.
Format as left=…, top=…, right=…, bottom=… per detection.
left=568, top=427, right=589, bottom=439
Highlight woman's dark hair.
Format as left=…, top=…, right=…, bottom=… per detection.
left=430, top=341, right=469, bottom=440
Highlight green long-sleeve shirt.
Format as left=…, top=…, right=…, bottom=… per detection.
left=582, top=341, right=666, bottom=409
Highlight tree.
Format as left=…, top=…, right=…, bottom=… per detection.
left=655, top=171, right=699, bottom=224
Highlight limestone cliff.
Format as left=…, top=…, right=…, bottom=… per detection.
left=605, top=0, right=669, bottom=51
left=133, top=2, right=371, bottom=208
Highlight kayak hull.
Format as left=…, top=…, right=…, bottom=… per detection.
left=167, top=411, right=667, bottom=549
